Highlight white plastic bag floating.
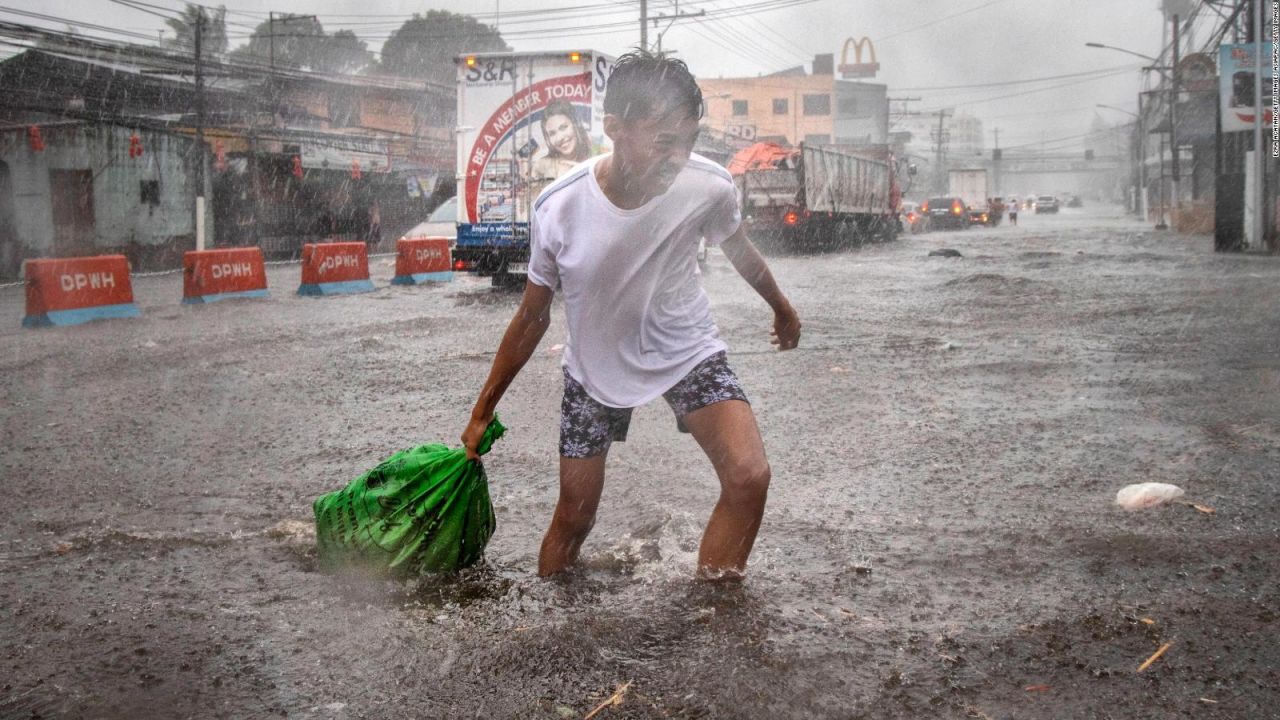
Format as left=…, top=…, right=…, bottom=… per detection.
left=1115, top=483, right=1185, bottom=510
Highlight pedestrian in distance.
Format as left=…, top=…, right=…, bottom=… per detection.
left=1008, top=198, right=1018, bottom=226
left=461, top=49, right=802, bottom=581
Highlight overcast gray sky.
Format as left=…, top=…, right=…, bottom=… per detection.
left=6, top=0, right=1180, bottom=150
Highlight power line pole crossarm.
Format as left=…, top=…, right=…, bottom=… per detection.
left=640, top=1, right=705, bottom=52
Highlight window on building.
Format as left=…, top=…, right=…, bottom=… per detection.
left=802, top=94, right=831, bottom=116
left=772, top=98, right=788, bottom=115
left=804, top=133, right=831, bottom=145
left=732, top=99, right=748, bottom=116
left=838, top=97, right=858, bottom=116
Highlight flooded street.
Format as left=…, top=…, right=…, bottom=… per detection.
left=2, top=204, right=1278, bottom=718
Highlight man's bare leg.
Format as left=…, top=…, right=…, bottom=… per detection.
left=538, top=453, right=607, bottom=576
left=682, top=399, right=771, bottom=579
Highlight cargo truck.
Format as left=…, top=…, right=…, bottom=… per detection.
left=947, top=168, right=995, bottom=226
left=731, top=142, right=902, bottom=250
left=452, top=50, right=615, bottom=286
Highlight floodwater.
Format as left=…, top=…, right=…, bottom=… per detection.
left=2, top=204, right=1278, bottom=718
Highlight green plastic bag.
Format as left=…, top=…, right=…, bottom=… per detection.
left=313, top=417, right=505, bottom=576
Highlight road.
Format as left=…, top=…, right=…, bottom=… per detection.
left=2, top=204, right=1278, bottom=719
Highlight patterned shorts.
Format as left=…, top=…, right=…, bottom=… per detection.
left=559, top=351, right=749, bottom=458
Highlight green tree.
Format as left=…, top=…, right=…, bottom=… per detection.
left=162, top=4, right=228, bottom=56
left=229, top=14, right=372, bottom=74
left=321, top=30, right=373, bottom=74
left=377, top=11, right=508, bottom=84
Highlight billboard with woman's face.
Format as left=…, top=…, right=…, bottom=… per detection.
left=456, top=52, right=613, bottom=244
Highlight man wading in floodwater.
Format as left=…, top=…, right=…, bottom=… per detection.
left=462, top=49, right=801, bottom=580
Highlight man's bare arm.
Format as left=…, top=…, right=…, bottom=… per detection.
left=461, top=281, right=555, bottom=457
left=720, top=227, right=801, bottom=350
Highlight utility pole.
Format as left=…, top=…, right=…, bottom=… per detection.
left=931, top=109, right=951, bottom=193
left=992, top=127, right=1001, bottom=195
left=887, top=97, right=922, bottom=117
left=195, top=8, right=206, bottom=251
left=640, top=0, right=647, bottom=51
left=640, top=1, right=703, bottom=53
left=1138, top=91, right=1148, bottom=221
left=652, top=2, right=705, bottom=54
left=1169, top=13, right=1180, bottom=228
left=268, top=13, right=318, bottom=69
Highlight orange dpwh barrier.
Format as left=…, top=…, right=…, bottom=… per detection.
left=297, top=242, right=375, bottom=295
left=183, top=247, right=268, bottom=304
left=392, top=237, right=453, bottom=285
left=22, top=255, right=140, bottom=327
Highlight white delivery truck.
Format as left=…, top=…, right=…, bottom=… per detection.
left=453, top=50, right=615, bottom=286
left=948, top=168, right=990, bottom=226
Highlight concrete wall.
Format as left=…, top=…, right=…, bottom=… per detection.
left=700, top=76, right=835, bottom=145
left=833, top=81, right=887, bottom=145
left=0, top=124, right=199, bottom=259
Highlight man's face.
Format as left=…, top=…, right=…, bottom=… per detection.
left=608, top=106, right=701, bottom=196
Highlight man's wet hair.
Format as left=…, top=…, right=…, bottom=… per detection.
left=604, top=49, right=704, bottom=123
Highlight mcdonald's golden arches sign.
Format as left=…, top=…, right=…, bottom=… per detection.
left=838, top=37, right=879, bottom=79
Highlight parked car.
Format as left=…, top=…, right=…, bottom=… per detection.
left=1035, top=195, right=1060, bottom=214
left=900, top=201, right=929, bottom=233
left=398, top=196, right=458, bottom=245
left=921, top=196, right=968, bottom=230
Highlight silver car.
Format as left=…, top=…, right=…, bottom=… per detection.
left=398, top=196, right=458, bottom=245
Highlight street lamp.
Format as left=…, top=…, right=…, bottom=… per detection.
left=1096, top=104, right=1136, bottom=118
left=1084, top=42, right=1158, bottom=62
left=1086, top=41, right=1176, bottom=231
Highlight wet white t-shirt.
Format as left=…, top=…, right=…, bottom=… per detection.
left=528, top=152, right=741, bottom=408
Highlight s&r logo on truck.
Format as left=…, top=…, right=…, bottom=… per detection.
left=594, top=55, right=613, bottom=93
left=464, top=58, right=517, bottom=85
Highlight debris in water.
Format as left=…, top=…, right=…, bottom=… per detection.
left=265, top=519, right=315, bottom=542
left=1114, top=483, right=1184, bottom=510
left=1024, top=684, right=1051, bottom=692
left=1136, top=641, right=1173, bottom=673
left=929, top=248, right=963, bottom=257
left=1139, top=617, right=1156, bottom=626
left=1184, top=501, right=1215, bottom=514
left=963, top=705, right=995, bottom=720
left=830, top=366, right=849, bottom=373
left=583, top=681, right=632, bottom=720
